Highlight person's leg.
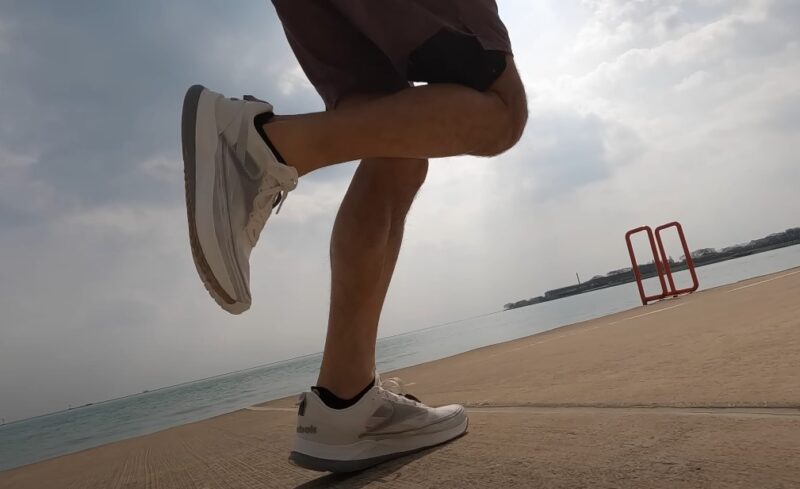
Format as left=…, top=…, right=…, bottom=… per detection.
left=263, top=1, right=522, bottom=472
left=316, top=157, right=428, bottom=398
left=266, top=55, right=527, bottom=177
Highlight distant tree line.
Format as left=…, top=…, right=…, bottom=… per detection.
left=504, top=227, right=800, bottom=311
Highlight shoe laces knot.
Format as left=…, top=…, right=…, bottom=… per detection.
left=377, top=375, right=422, bottom=405
left=246, top=174, right=298, bottom=246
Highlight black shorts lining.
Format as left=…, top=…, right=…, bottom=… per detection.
left=407, top=29, right=507, bottom=92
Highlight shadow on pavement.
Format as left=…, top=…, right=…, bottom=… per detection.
left=292, top=445, right=447, bottom=489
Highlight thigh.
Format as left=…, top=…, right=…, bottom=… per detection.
left=336, top=94, right=428, bottom=197
left=272, top=0, right=409, bottom=109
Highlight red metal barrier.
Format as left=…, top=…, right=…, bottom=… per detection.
left=625, top=222, right=699, bottom=305
left=625, top=226, right=668, bottom=305
left=655, top=222, right=700, bottom=298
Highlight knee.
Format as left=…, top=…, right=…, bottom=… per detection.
left=480, top=92, right=528, bottom=157
left=392, top=159, right=428, bottom=200
left=505, top=96, right=529, bottom=150
left=476, top=57, right=529, bottom=157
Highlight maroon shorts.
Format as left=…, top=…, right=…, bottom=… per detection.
left=272, top=0, right=513, bottom=108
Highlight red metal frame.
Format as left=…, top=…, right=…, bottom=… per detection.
left=625, top=226, right=668, bottom=305
left=655, top=222, right=700, bottom=298
left=625, top=221, right=699, bottom=305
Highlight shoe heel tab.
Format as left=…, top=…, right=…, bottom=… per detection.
left=304, top=388, right=327, bottom=407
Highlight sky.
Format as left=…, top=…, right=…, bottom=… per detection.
left=1, top=0, right=798, bottom=423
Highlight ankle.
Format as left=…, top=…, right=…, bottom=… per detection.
left=316, top=369, right=375, bottom=400
left=312, top=377, right=374, bottom=410
left=254, top=113, right=289, bottom=165
left=260, top=119, right=318, bottom=177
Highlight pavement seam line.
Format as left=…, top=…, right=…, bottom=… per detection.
left=608, top=302, right=689, bottom=325
left=726, top=269, right=800, bottom=293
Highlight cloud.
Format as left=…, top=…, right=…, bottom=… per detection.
left=277, top=64, right=316, bottom=97
left=675, top=70, right=709, bottom=91
left=139, top=154, right=183, bottom=184
left=0, top=0, right=317, bottom=211
left=0, top=147, right=74, bottom=227
left=503, top=110, right=628, bottom=202
left=0, top=146, right=37, bottom=170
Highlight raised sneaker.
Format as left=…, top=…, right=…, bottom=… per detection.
left=289, top=375, right=468, bottom=472
left=181, top=85, right=298, bottom=314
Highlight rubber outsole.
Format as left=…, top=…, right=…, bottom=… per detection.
left=288, top=419, right=469, bottom=473
left=181, top=84, right=248, bottom=315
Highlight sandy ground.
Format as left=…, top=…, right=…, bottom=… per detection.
left=2, top=268, right=799, bottom=488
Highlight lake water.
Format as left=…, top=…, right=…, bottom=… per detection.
left=1, top=245, right=798, bottom=471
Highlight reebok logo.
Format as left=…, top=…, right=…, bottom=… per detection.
left=296, top=425, right=317, bottom=435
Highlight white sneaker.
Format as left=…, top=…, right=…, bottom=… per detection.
left=289, top=376, right=468, bottom=472
left=181, top=85, right=298, bottom=314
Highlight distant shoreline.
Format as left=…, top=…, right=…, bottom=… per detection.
left=504, top=232, right=800, bottom=311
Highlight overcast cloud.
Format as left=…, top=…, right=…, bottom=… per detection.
left=1, top=0, right=798, bottom=422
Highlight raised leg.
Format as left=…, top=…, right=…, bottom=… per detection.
left=266, top=56, right=527, bottom=176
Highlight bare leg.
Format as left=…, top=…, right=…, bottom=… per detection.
left=316, top=157, right=428, bottom=398
left=296, top=59, right=527, bottom=399
left=267, top=56, right=527, bottom=176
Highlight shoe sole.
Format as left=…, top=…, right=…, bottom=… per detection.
left=288, top=417, right=468, bottom=473
left=181, top=85, right=248, bottom=315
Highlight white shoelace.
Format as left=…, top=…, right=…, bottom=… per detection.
left=377, top=375, right=422, bottom=406
left=245, top=177, right=295, bottom=246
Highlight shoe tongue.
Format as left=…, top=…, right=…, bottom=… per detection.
left=243, top=94, right=268, bottom=104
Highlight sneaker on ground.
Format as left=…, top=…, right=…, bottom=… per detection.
left=289, top=375, right=468, bottom=473
left=181, top=85, right=298, bottom=314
